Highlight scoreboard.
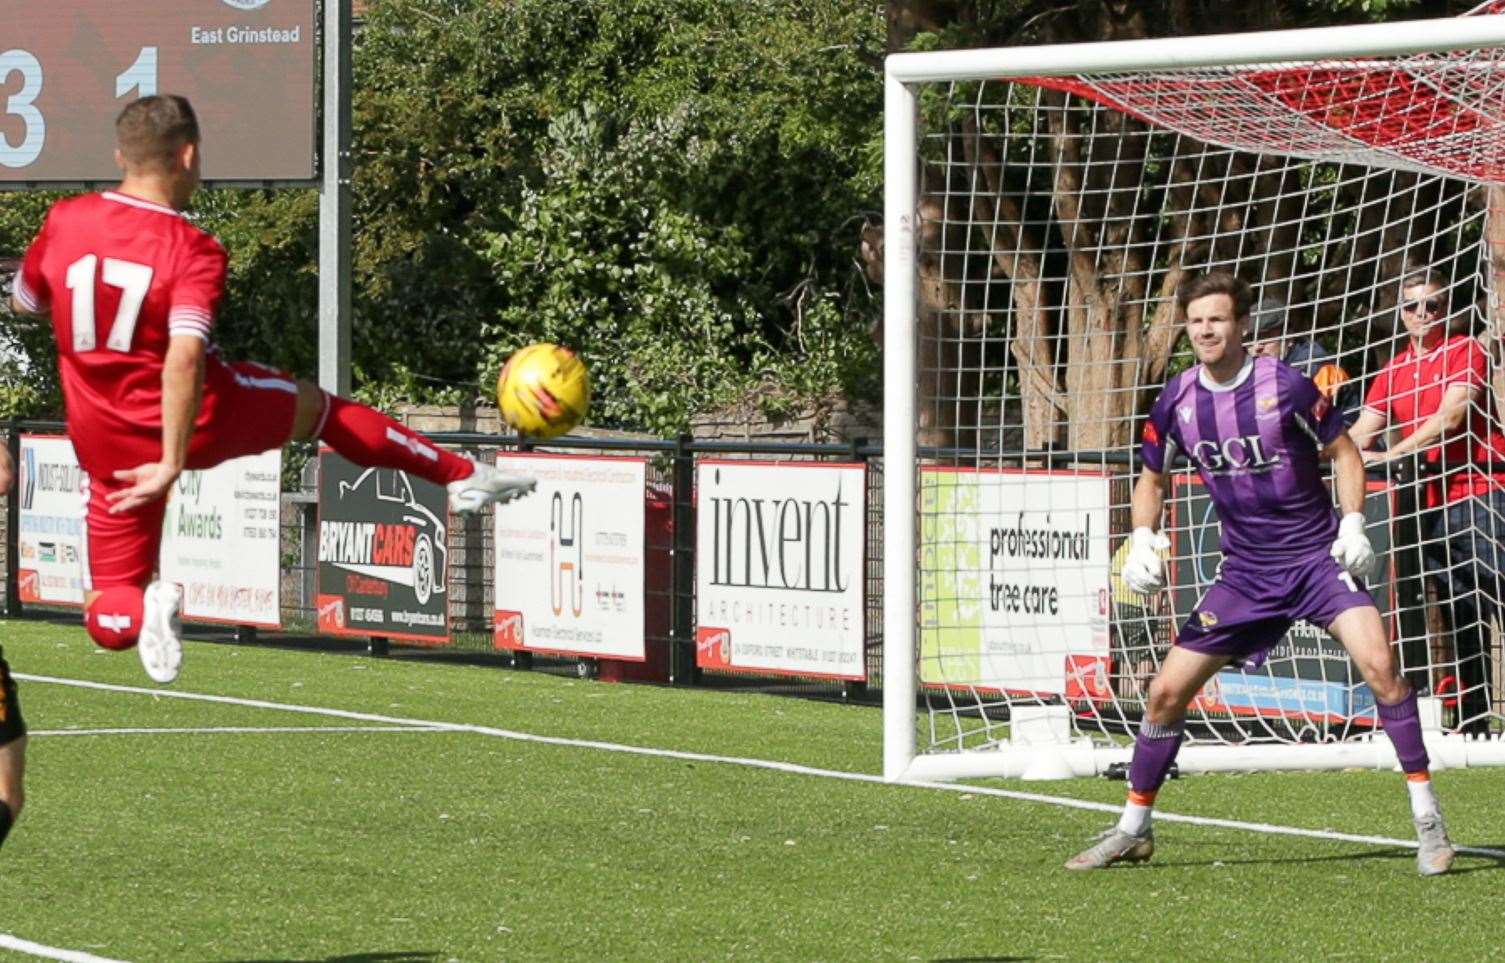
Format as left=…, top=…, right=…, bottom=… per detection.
left=2, top=0, right=317, bottom=183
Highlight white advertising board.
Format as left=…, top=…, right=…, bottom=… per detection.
left=17, top=435, right=87, bottom=606
left=493, top=453, right=648, bottom=660
left=919, top=468, right=1112, bottom=696
left=159, top=450, right=282, bottom=627
left=695, top=460, right=866, bottom=681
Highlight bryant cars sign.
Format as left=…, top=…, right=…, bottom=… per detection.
left=316, top=452, right=450, bottom=644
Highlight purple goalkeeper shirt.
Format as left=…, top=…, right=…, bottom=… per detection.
left=1140, top=356, right=1346, bottom=563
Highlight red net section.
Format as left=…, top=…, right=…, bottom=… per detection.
left=1016, top=43, right=1505, bottom=182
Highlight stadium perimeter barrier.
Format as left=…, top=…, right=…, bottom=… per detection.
left=0, top=418, right=1454, bottom=737
left=0, top=420, right=884, bottom=702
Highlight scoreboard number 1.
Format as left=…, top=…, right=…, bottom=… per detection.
left=1, top=46, right=159, bottom=169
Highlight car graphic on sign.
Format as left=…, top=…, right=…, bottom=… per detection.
left=334, top=467, right=448, bottom=606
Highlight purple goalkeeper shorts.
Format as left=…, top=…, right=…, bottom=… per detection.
left=1174, top=551, right=1375, bottom=669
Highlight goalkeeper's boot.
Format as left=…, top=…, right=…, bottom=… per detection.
left=1064, top=827, right=1154, bottom=870
left=1414, top=813, right=1456, bottom=877
left=138, top=580, right=184, bottom=685
left=448, top=459, right=537, bottom=514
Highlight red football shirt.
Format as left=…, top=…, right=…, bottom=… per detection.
left=1363, top=333, right=1505, bottom=505
left=16, top=191, right=226, bottom=470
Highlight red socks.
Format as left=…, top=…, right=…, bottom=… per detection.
left=317, top=394, right=474, bottom=485
left=86, top=585, right=144, bottom=650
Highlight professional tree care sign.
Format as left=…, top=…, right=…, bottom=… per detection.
left=919, top=467, right=1111, bottom=695
left=493, top=453, right=648, bottom=660
left=158, top=450, right=281, bottom=627
left=695, top=460, right=866, bottom=681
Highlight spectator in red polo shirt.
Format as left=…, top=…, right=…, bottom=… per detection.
left=1348, top=269, right=1505, bottom=733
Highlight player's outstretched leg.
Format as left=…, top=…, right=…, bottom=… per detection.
left=1067, top=647, right=1225, bottom=870
left=0, top=739, right=22, bottom=853
left=0, top=649, right=27, bottom=851
left=293, top=385, right=535, bottom=513
left=86, top=583, right=183, bottom=684
left=1329, top=605, right=1454, bottom=876
left=1063, top=719, right=1180, bottom=870
left=1376, top=688, right=1455, bottom=876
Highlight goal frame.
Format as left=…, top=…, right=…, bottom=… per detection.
left=882, top=13, right=1505, bottom=783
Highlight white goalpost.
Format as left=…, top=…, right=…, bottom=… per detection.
left=884, top=8, right=1505, bottom=782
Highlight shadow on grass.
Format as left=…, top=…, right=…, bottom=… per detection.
left=933, top=957, right=1035, bottom=962
left=225, top=954, right=440, bottom=963
left=1146, top=842, right=1505, bottom=873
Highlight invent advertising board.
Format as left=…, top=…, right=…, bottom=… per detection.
left=16, top=434, right=87, bottom=606
left=316, top=452, right=450, bottom=644
left=158, top=450, right=282, bottom=627
left=4, top=1, right=317, bottom=182
left=918, top=468, right=1112, bottom=696
left=1171, top=477, right=1396, bottom=722
left=492, top=454, right=648, bottom=660
left=695, top=460, right=866, bottom=681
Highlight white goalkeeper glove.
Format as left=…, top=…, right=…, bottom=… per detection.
left=1329, top=512, right=1374, bottom=580
left=1122, top=526, right=1170, bottom=596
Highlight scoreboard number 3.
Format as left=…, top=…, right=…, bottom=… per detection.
left=0, top=50, right=44, bottom=169
left=1, top=47, right=159, bottom=169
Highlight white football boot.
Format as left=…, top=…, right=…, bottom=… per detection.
left=138, top=580, right=184, bottom=685
left=1414, top=813, right=1456, bottom=877
left=1064, top=827, right=1155, bottom=870
left=447, top=459, right=537, bottom=514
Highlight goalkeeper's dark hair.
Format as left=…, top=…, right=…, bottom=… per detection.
left=116, top=95, right=200, bottom=172
left=1177, top=271, right=1253, bottom=320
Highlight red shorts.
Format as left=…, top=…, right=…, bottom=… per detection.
left=80, top=359, right=300, bottom=590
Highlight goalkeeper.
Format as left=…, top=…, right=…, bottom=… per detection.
left=1066, top=272, right=1454, bottom=877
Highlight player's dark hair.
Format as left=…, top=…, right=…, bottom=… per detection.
left=1176, top=271, right=1253, bottom=319
left=115, top=95, right=200, bottom=172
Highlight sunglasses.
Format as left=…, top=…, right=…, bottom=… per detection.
left=1399, top=297, right=1445, bottom=314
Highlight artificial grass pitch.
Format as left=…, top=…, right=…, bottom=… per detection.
left=0, top=619, right=1500, bottom=961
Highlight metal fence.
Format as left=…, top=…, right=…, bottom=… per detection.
left=3, top=423, right=884, bottom=701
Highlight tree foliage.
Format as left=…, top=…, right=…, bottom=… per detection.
left=0, top=0, right=885, bottom=431
left=1, top=0, right=1477, bottom=432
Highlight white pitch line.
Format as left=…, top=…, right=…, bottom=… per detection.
left=28, top=725, right=444, bottom=738
left=18, top=672, right=1505, bottom=860
left=0, top=933, right=128, bottom=963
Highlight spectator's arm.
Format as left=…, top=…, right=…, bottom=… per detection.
left=1347, top=407, right=1388, bottom=452
left=1369, top=383, right=1474, bottom=462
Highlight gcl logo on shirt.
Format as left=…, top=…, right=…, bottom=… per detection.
left=221, top=0, right=272, bottom=9
left=1190, top=435, right=1282, bottom=473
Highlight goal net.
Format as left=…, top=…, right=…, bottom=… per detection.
left=883, top=8, right=1505, bottom=781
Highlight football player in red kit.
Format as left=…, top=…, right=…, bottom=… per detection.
left=11, top=95, right=535, bottom=684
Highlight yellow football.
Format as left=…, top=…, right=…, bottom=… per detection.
left=496, top=342, right=590, bottom=439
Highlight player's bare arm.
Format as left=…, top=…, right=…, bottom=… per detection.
left=1130, top=465, right=1169, bottom=531
left=9, top=289, right=46, bottom=320
left=1324, top=432, right=1376, bottom=579
left=1120, top=467, right=1171, bottom=596
left=107, top=333, right=206, bottom=514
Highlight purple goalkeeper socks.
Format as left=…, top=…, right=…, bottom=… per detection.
left=1376, top=688, right=1430, bottom=774
left=1128, top=719, right=1186, bottom=793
